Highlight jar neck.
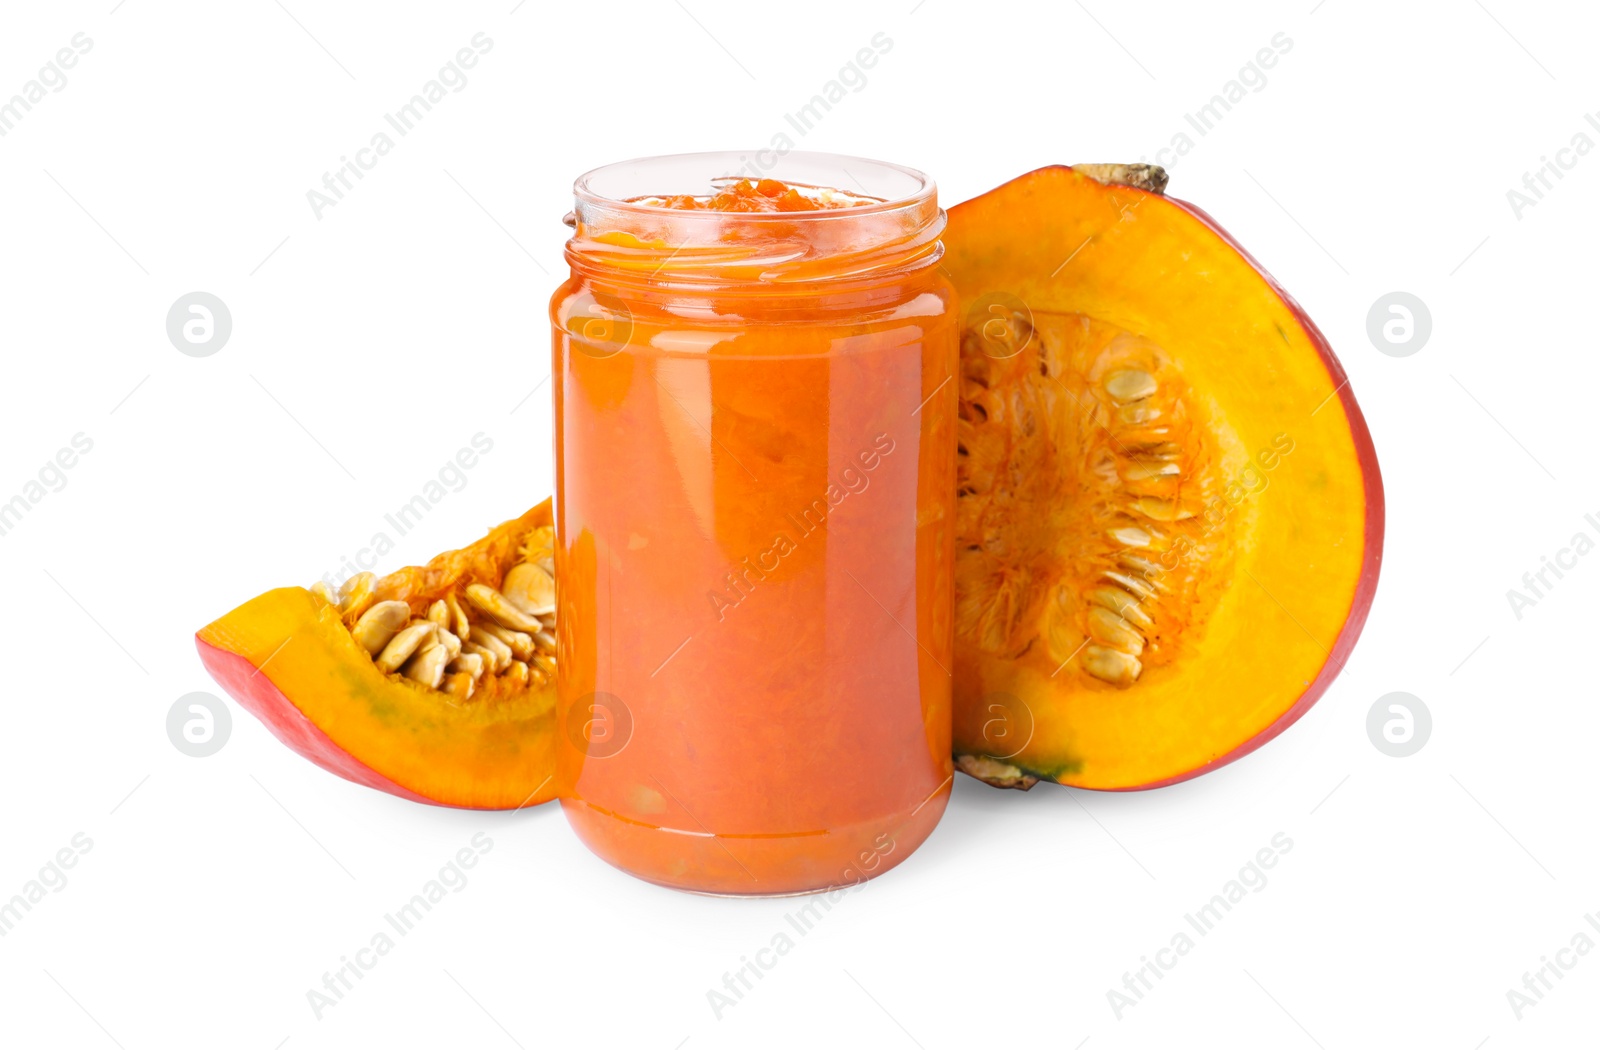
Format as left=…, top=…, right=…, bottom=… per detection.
left=563, top=152, right=944, bottom=293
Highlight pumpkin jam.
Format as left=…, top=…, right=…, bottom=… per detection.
left=552, top=156, right=956, bottom=894
left=632, top=176, right=880, bottom=212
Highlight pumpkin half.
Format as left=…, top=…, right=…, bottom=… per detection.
left=946, top=164, right=1382, bottom=791
left=195, top=501, right=559, bottom=809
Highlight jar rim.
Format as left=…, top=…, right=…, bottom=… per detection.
left=572, top=150, right=936, bottom=223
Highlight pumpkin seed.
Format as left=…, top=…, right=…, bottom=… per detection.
left=338, top=572, right=377, bottom=623
left=462, top=640, right=506, bottom=673
left=1104, top=570, right=1157, bottom=601
left=1118, top=554, right=1167, bottom=583
left=1083, top=645, right=1142, bottom=686
left=338, top=572, right=372, bottom=603
left=443, top=672, right=475, bottom=701
left=1105, top=369, right=1157, bottom=403
left=468, top=626, right=515, bottom=670
left=1116, top=400, right=1161, bottom=425
left=465, top=583, right=544, bottom=633
left=1087, top=607, right=1145, bottom=655
left=448, top=652, right=485, bottom=681
left=477, top=621, right=534, bottom=661
left=1089, top=586, right=1153, bottom=630
left=1108, top=525, right=1152, bottom=548
left=1123, top=461, right=1180, bottom=481
left=445, top=592, right=472, bottom=642
left=403, top=642, right=452, bottom=689
left=375, top=622, right=436, bottom=674
left=1131, top=496, right=1196, bottom=522
left=502, top=563, right=557, bottom=617
left=351, top=601, right=411, bottom=656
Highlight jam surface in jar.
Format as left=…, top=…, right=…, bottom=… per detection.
left=632, top=176, right=880, bottom=212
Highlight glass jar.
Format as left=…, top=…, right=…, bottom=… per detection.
left=550, top=152, right=956, bottom=896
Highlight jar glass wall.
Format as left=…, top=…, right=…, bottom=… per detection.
left=551, top=152, right=957, bottom=895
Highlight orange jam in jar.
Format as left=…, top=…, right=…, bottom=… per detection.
left=551, top=152, right=957, bottom=895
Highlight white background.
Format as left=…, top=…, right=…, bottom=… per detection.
left=1, top=0, right=1595, bottom=1046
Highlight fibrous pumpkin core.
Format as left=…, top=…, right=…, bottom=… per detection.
left=313, top=512, right=559, bottom=706
left=956, top=307, right=1233, bottom=690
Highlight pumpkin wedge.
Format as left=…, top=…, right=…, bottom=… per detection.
left=945, top=165, right=1382, bottom=790
left=196, top=501, right=559, bottom=809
